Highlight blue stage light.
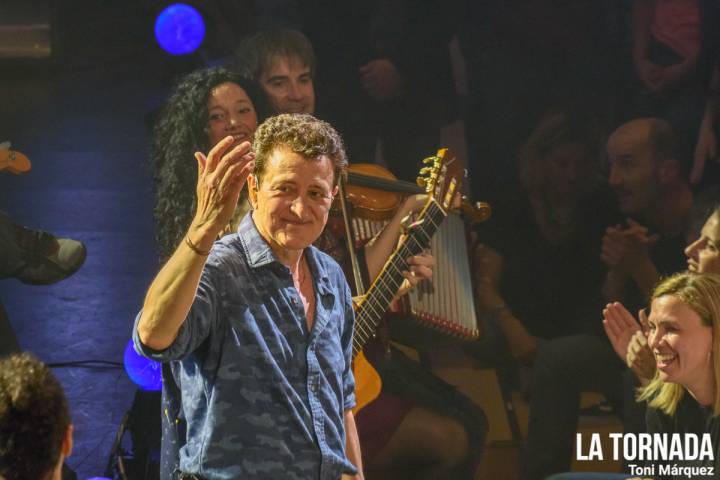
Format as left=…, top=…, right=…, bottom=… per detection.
left=154, top=3, right=205, bottom=55
left=123, top=339, right=162, bottom=391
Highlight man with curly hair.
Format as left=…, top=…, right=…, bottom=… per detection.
left=0, top=353, right=73, bottom=480
left=134, top=114, right=363, bottom=479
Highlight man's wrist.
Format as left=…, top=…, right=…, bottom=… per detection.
left=187, top=221, right=217, bottom=252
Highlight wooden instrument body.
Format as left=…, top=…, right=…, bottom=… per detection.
left=0, top=149, right=31, bottom=174
left=352, top=350, right=382, bottom=414
left=348, top=149, right=465, bottom=414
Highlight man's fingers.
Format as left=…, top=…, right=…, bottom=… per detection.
left=402, top=270, right=419, bottom=286
left=412, top=265, right=433, bottom=280
left=209, top=144, right=254, bottom=191
left=195, top=152, right=207, bottom=174
left=205, top=136, right=238, bottom=173
left=219, top=159, right=255, bottom=197
left=407, top=252, right=435, bottom=268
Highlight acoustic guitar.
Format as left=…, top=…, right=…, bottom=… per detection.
left=0, top=143, right=31, bottom=174
left=352, top=148, right=465, bottom=413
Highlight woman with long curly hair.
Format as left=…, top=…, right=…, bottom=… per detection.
left=151, top=67, right=270, bottom=261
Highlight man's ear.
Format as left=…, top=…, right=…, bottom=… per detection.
left=62, top=424, right=73, bottom=458
left=247, top=174, right=259, bottom=209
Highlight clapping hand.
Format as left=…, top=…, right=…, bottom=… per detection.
left=627, top=328, right=656, bottom=381
left=603, top=302, right=641, bottom=359
left=603, top=302, right=656, bottom=380
left=601, top=219, right=658, bottom=275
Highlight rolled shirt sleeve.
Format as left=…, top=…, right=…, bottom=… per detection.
left=133, top=251, right=225, bottom=362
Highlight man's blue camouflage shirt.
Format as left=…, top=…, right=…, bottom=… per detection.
left=133, top=214, right=357, bottom=479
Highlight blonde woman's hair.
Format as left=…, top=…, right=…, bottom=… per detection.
left=638, top=272, right=720, bottom=416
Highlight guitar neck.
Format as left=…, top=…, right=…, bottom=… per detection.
left=352, top=199, right=446, bottom=357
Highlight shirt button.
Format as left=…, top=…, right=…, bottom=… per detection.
left=291, top=297, right=297, bottom=305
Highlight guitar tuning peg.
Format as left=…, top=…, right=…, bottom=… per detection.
left=422, top=156, right=435, bottom=165
left=416, top=177, right=427, bottom=188
left=419, top=166, right=433, bottom=176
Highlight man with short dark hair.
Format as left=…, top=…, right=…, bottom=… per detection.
left=0, top=353, right=73, bottom=480
left=135, top=114, right=362, bottom=479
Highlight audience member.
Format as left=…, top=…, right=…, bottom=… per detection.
left=472, top=108, right=611, bottom=379
left=604, top=203, right=720, bottom=384
left=626, top=0, right=720, bottom=171
left=525, top=118, right=693, bottom=480
left=458, top=0, right=623, bottom=202
left=637, top=271, right=720, bottom=477
left=0, top=353, right=73, bottom=480
left=544, top=274, right=720, bottom=480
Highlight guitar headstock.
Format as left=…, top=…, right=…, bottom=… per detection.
left=416, top=148, right=464, bottom=212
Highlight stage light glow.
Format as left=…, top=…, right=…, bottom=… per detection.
left=123, top=339, right=162, bottom=391
left=154, top=3, right=205, bottom=55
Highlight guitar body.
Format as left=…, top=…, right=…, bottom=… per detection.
left=348, top=148, right=463, bottom=415
left=0, top=149, right=31, bottom=174
left=352, top=350, right=382, bottom=414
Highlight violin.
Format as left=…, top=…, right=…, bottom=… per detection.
left=335, top=163, right=491, bottom=224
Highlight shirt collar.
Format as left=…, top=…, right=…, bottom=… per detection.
left=238, top=213, right=334, bottom=296
left=238, top=213, right=276, bottom=268
left=303, top=245, right=333, bottom=297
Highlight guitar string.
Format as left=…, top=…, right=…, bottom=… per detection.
left=352, top=201, right=446, bottom=352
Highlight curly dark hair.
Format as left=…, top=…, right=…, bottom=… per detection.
left=151, top=67, right=270, bottom=260
left=252, top=114, right=347, bottom=186
left=0, top=353, right=70, bottom=480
